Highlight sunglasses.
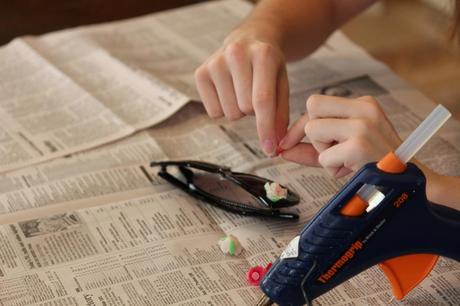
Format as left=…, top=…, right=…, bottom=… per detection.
left=150, top=160, right=300, bottom=220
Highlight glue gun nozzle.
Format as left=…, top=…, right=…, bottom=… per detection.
left=255, top=295, right=273, bottom=306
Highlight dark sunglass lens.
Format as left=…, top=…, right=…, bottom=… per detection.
left=230, top=173, right=268, bottom=195
left=191, top=170, right=267, bottom=210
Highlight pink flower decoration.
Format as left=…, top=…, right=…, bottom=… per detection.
left=246, top=262, right=273, bottom=286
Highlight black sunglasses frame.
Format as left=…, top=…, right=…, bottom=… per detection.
left=150, top=160, right=299, bottom=220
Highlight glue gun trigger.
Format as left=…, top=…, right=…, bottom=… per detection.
left=379, top=254, right=438, bottom=300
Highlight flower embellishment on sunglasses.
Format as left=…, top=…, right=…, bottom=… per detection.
left=264, top=182, right=288, bottom=202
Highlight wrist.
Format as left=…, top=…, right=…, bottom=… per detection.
left=414, top=161, right=460, bottom=211
left=423, top=168, right=444, bottom=203
left=224, top=17, right=286, bottom=51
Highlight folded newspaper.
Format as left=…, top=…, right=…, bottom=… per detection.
left=0, top=0, right=459, bottom=305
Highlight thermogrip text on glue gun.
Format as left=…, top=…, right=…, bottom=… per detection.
left=257, top=105, right=460, bottom=306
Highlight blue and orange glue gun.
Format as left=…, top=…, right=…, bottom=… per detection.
left=257, top=105, right=460, bottom=306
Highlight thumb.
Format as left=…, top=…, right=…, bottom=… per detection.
left=280, top=143, right=321, bottom=167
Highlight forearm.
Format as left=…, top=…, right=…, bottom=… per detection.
left=232, top=0, right=377, bottom=61
left=418, top=163, right=460, bottom=211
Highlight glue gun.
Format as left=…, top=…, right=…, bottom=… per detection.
left=257, top=105, right=460, bottom=306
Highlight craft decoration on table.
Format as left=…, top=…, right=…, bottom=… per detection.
left=264, top=182, right=288, bottom=202
left=247, top=263, right=273, bottom=286
left=218, top=234, right=243, bottom=256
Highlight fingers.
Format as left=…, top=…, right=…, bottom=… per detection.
left=281, top=138, right=364, bottom=178
left=282, top=117, right=366, bottom=155
left=279, top=93, right=401, bottom=179
left=280, top=143, right=320, bottom=167
left=275, top=66, right=290, bottom=142
left=225, top=43, right=253, bottom=115
left=252, top=44, right=281, bottom=155
left=317, top=141, right=352, bottom=177
left=306, top=94, right=383, bottom=120
left=195, top=65, right=223, bottom=118
left=195, top=47, right=249, bottom=120
left=318, top=138, right=374, bottom=177
left=208, top=56, right=243, bottom=120
left=305, top=118, right=370, bottom=145
left=281, top=118, right=369, bottom=176
left=279, top=113, right=309, bottom=150
left=279, top=95, right=384, bottom=154
left=305, top=118, right=371, bottom=153
left=195, top=40, right=287, bottom=156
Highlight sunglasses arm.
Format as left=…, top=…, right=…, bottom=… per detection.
left=150, top=160, right=230, bottom=174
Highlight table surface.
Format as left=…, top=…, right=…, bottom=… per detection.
left=0, top=0, right=205, bottom=46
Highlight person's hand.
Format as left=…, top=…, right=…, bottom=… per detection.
left=194, top=23, right=289, bottom=156
left=278, top=95, right=402, bottom=177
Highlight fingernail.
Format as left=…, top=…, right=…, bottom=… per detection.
left=263, top=139, right=275, bottom=155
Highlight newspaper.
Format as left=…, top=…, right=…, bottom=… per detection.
left=0, top=0, right=459, bottom=305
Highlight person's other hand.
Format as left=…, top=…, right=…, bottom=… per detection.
left=194, top=25, right=289, bottom=156
left=279, top=95, right=402, bottom=177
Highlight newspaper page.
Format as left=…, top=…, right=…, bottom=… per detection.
left=0, top=33, right=187, bottom=174
left=0, top=39, right=135, bottom=173
left=1, top=0, right=459, bottom=305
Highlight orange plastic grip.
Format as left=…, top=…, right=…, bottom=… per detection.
left=379, top=254, right=438, bottom=300
left=377, top=151, right=406, bottom=174
left=340, top=194, right=368, bottom=217
left=340, top=151, right=406, bottom=217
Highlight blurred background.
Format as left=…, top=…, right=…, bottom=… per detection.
left=1, top=0, right=459, bottom=118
